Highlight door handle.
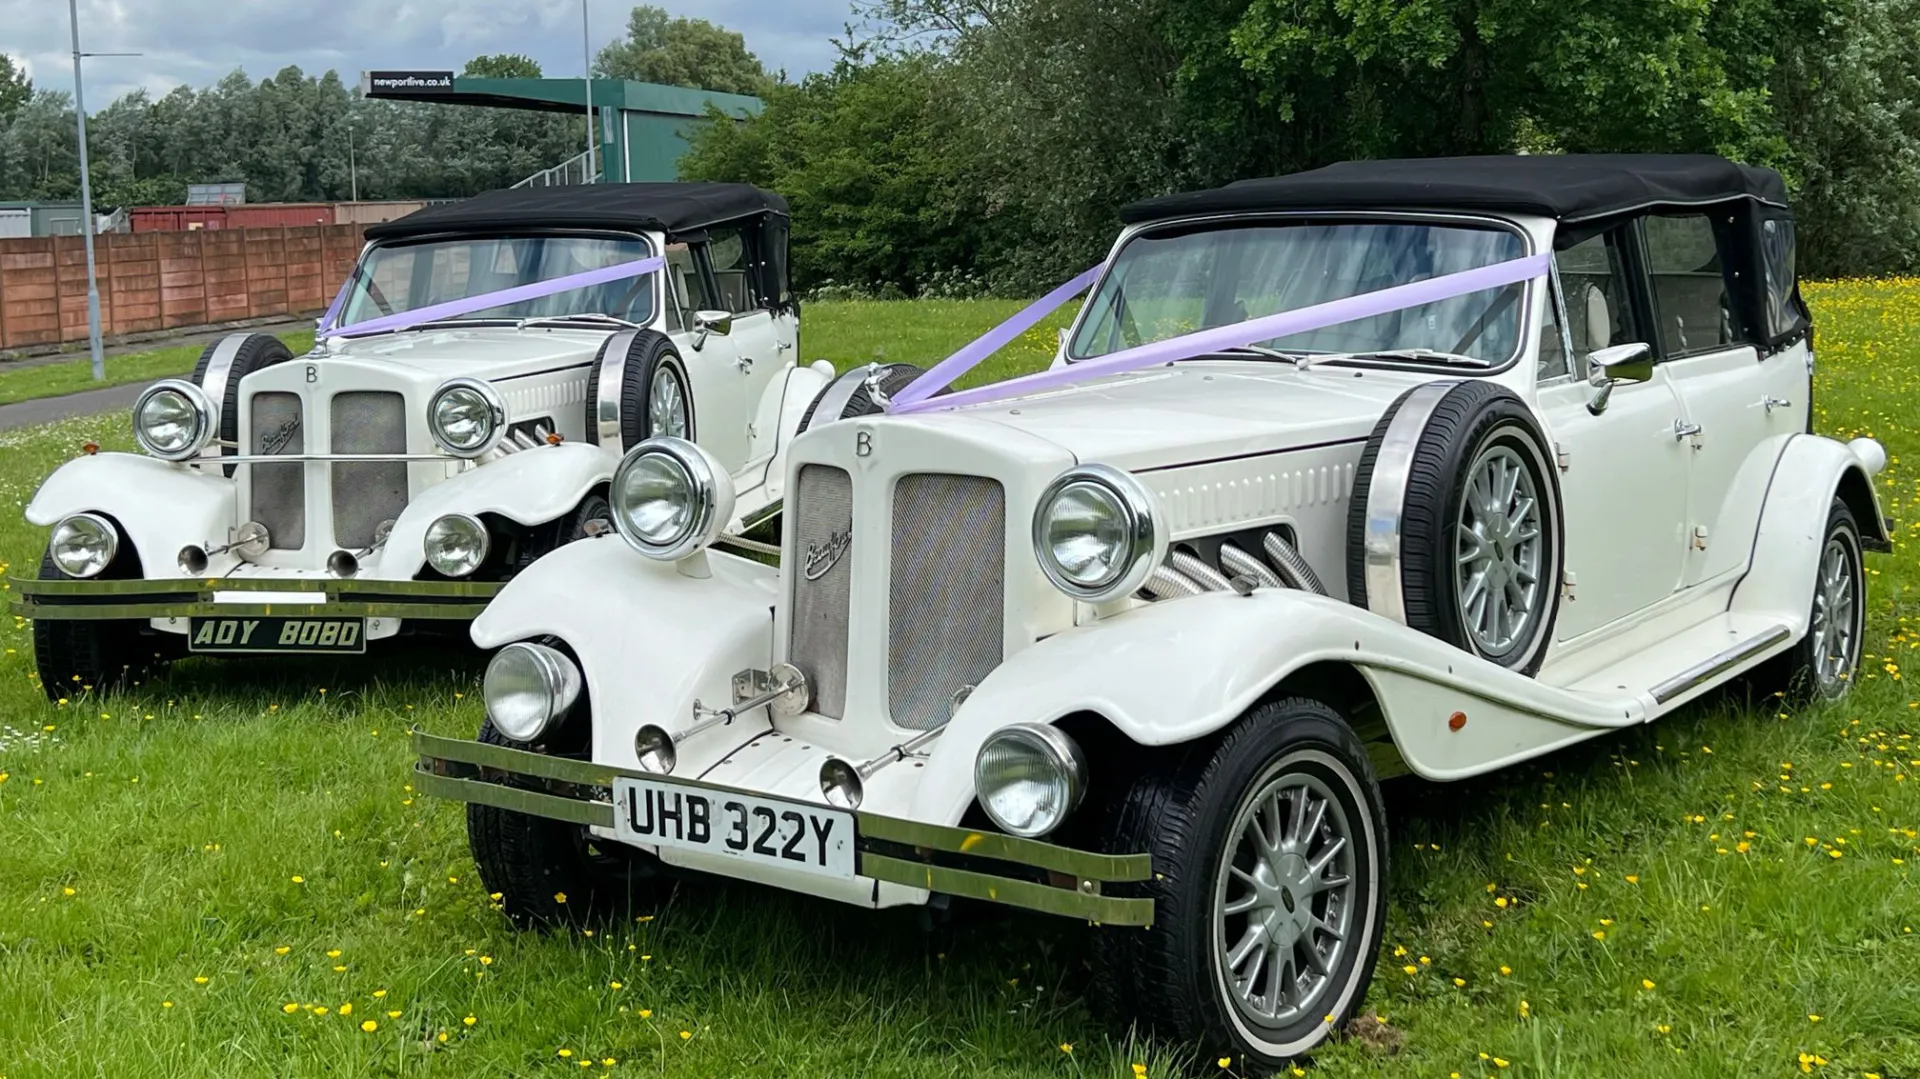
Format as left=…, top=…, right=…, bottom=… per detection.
left=734, top=355, right=754, bottom=374
left=1762, top=395, right=1792, bottom=414
left=1672, top=419, right=1702, bottom=441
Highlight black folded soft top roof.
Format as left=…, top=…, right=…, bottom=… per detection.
left=1124, top=154, right=1789, bottom=226
left=363, top=182, right=788, bottom=241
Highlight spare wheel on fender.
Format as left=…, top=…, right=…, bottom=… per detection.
left=192, top=332, right=296, bottom=476
left=1346, top=379, right=1564, bottom=675
left=586, top=328, right=693, bottom=453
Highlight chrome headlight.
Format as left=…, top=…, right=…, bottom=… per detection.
left=610, top=437, right=735, bottom=561
left=428, top=378, right=506, bottom=458
left=1033, top=464, right=1162, bottom=602
left=132, top=379, right=215, bottom=461
left=483, top=642, right=583, bottom=743
left=974, top=724, right=1088, bottom=838
left=49, top=513, right=119, bottom=579
left=423, top=513, right=490, bottom=577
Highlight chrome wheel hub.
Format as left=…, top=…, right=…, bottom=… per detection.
left=649, top=367, right=688, bottom=439
left=1456, top=442, right=1543, bottom=657
left=1810, top=534, right=1859, bottom=693
left=1213, top=770, right=1355, bottom=1031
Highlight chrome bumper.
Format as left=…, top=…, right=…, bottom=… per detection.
left=411, top=730, right=1154, bottom=926
left=9, top=576, right=503, bottom=621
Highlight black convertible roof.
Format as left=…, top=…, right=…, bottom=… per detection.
left=1123, top=154, right=1789, bottom=226
left=363, top=182, right=788, bottom=241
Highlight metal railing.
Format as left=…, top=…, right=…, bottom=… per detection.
left=511, top=147, right=601, bottom=189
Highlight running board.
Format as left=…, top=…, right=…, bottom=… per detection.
left=1649, top=623, right=1790, bottom=704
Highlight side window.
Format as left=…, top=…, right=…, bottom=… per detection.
left=1552, top=229, right=1640, bottom=378
left=663, top=242, right=717, bottom=331
left=1538, top=286, right=1569, bottom=382
left=1645, top=214, right=1739, bottom=356
left=706, top=225, right=759, bottom=314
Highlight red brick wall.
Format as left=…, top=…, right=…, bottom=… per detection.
left=0, top=224, right=362, bottom=350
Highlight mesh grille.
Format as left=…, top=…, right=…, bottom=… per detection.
left=789, top=465, right=853, bottom=719
left=248, top=391, right=305, bottom=549
left=330, top=391, right=408, bottom=549
left=888, top=474, right=1005, bottom=730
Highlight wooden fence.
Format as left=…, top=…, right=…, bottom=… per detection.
left=0, top=224, right=363, bottom=350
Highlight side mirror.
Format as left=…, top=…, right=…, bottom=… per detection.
left=1587, top=342, right=1653, bottom=416
left=691, top=309, right=733, bottom=351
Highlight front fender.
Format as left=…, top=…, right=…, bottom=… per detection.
left=26, top=453, right=235, bottom=573
left=1730, top=433, right=1890, bottom=629
left=374, top=443, right=618, bottom=578
left=910, top=588, right=1649, bottom=822
left=471, top=538, right=781, bottom=772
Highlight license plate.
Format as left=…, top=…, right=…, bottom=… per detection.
left=612, top=777, right=856, bottom=880
left=187, top=616, right=366, bottom=654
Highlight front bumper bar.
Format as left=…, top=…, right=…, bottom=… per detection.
left=411, top=730, right=1155, bottom=926
left=9, top=575, right=504, bottom=621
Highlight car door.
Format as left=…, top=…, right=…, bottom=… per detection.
left=1534, top=226, right=1693, bottom=643
left=1640, top=212, right=1807, bottom=586
left=662, top=239, right=751, bottom=470
left=703, top=221, right=786, bottom=467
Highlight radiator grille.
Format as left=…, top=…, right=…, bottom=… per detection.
left=888, top=474, right=1005, bottom=729
left=330, top=391, right=408, bottom=549
left=789, top=465, right=853, bottom=719
left=248, top=391, right=305, bottom=549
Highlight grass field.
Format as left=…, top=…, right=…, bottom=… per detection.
left=0, top=331, right=318, bottom=408
left=0, top=290, right=1915, bottom=1077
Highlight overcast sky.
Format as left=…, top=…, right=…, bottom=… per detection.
left=1, top=0, right=850, bottom=108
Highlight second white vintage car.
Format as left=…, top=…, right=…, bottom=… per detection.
left=414, top=156, right=1888, bottom=1066
left=15, top=183, right=830, bottom=695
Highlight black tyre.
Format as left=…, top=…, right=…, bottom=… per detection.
left=509, top=492, right=614, bottom=575
left=585, top=330, right=692, bottom=452
left=796, top=362, right=934, bottom=433
left=467, top=712, right=666, bottom=929
left=1755, top=498, right=1864, bottom=701
left=29, top=548, right=169, bottom=700
left=1091, top=698, right=1388, bottom=1068
left=1348, top=380, right=1562, bottom=675
left=191, top=332, right=295, bottom=476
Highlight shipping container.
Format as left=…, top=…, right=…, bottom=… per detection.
left=225, top=203, right=336, bottom=229
left=130, top=206, right=231, bottom=232
left=32, top=203, right=85, bottom=235
left=333, top=200, right=427, bottom=226
left=0, top=208, right=28, bottom=239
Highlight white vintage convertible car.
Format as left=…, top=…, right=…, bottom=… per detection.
left=15, top=183, right=830, bottom=696
left=413, top=155, right=1887, bottom=1066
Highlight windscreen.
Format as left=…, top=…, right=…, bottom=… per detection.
left=1069, top=220, right=1529, bottom=364
left=338, top=233, right=657, bottom=328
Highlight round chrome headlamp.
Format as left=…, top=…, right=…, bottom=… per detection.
left=423, top=513, right=490, bottom=577
left=973, top=723, right=1088, bottom=839
left=132, top=379, right=215, bottom=461
left=428, top=378, right=506, bottom=458
left=1033, top=464, right=1162, bottom=602
left=483, top=642, right=582, bottom=743
left=49, top=513, right=119, bottom=579
left=610, top=437, right=735, bottom=561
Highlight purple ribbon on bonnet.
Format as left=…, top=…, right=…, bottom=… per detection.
left=318, top=255, right=668, bottom=338
left=887, top=252, right=1553, bottom=414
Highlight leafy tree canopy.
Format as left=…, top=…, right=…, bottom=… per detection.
left=0, top=54, right=29, bottom=121
left=595, top=5, right=774, bottom=96
left=463, top=54, right=544, bottom=79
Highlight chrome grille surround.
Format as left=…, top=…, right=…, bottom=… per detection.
left=887, top=473, right=1006, bottom=730
left=330, top=390, right=409, bottom=548
left=788, top=464, right=853, bottom=718
left=248, top=390, right=306, bottom=549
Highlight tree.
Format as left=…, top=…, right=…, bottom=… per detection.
left=0, top=53, right=29, bottom=121
left=463, top=54, right=543, bottom=79
left=595, top=5, right=773, bottom=96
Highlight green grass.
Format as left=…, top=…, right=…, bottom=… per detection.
left=0, top=292, right=1916, bottom=1076
left=0, top=330, right=318, bottom=408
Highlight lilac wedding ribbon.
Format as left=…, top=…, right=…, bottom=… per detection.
left=320, top=255, right=667, bottom=338
left=888, top=264, right=1104, bottom=408
left=889, top=252, right=1553, bottom=414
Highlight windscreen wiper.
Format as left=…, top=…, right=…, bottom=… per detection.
left=517, top=313, right=641, bottom=330
left=1298, top=347, right=1490, bottom=370
left=1212, top=345, right=1312, bottom=364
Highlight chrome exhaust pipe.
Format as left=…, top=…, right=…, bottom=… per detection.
left=1219, top=543, right=1282, bottom=589
left=1144, top=563, right=1207, bottom=598
left=1171, top=550, right=1233, bottom=592
left=1262, top=531, right=1328, bottom=595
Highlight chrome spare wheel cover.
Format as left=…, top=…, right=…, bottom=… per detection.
left=1455, top=440, right=1544, bottom=658
left=1211, top=758, right=1358, bottom=1039
left=649, top=366, right=689, bottom=440
left=1810, top=531, right=1860, bottom=695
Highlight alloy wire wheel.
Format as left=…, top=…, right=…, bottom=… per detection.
left=1454, top=443, right=1545, bottom=658
left=1212, top=759, right=1358, bottom=1034
left=1810, top=532, right=1860, bottom=693
left=649, top=365, right=690, bottom=440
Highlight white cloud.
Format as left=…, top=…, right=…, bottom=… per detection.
left=0, top=0, right=848, bottom=107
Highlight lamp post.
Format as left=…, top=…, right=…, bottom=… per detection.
left=66, top=0, right=138, bottom=382
left=581, top=0, right=598, bottom=183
